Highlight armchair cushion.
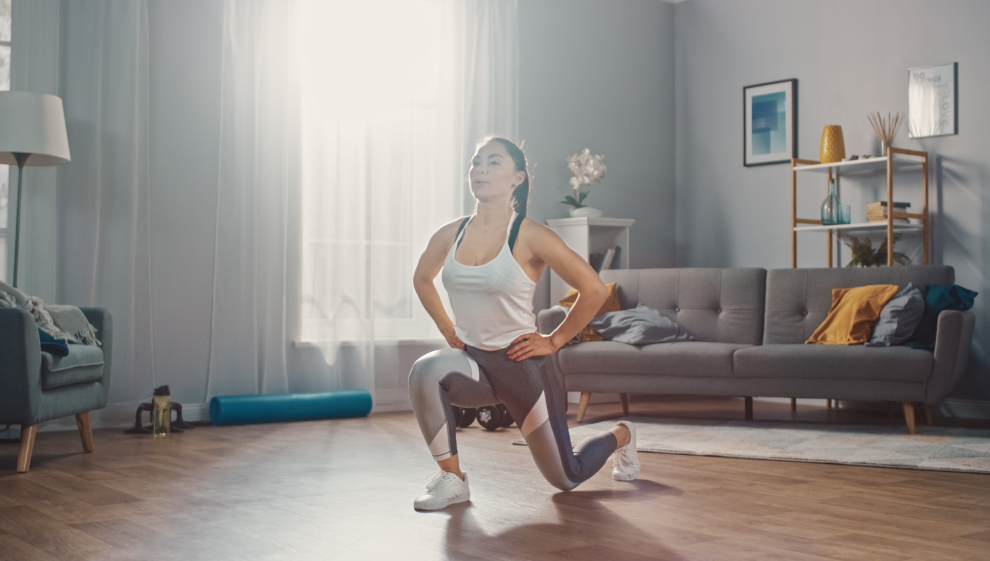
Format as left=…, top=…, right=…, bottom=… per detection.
left=41, top=345, right=105, bottom=390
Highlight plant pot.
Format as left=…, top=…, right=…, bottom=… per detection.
left=569, top=207, right=603, bottom=218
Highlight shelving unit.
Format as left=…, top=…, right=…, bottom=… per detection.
left=791, top=147, right=929, bottom=267
left=546, top=216, right=634, bottom=304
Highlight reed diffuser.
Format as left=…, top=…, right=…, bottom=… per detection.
left=867, top=112, right=902, bottom=157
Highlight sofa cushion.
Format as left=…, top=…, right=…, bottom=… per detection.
left=733, top=344, right=933, bottom=383
left=558, top=341, right=751, bottom=378
left=599, top=268, right=766, bottom=345
left=41, top=344, right=105, bottom=390
left=763, top=266, right=955, bottom=345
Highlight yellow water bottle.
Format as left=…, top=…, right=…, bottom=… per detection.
left=152, top=385, right=171, bottom=437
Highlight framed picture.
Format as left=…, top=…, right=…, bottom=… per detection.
left=908, top=62, right=957, bottom=138
left=743, top=79, right=797, bottom=167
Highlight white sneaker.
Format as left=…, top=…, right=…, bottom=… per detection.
left=413, top=471, right=470, bottom=511
left=612, top=421, right=640, bottom=481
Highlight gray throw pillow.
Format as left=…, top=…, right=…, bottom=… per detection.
left=866, top=282, right=925, bottom=347
left=588, top=303, right=693, bottom=345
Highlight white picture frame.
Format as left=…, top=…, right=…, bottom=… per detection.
left=908, top=63, right=958, bottom=138
left=744, top=79, right=797, bottom=167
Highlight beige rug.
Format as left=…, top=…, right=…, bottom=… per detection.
left=512, top=416, right=990, bottom=474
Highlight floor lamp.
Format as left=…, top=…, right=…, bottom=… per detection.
left=0, top=91, right=71, bottom=288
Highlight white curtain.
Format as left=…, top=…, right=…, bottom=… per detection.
left=206, top=0, right=299, bottom=398
left=210, top=0, right=518, bottom=401
left=54, top=0, right=156, bottom=404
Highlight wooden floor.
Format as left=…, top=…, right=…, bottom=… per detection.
left=1, top=396, right=989, bottom=561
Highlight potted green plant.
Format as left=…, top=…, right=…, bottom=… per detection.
left=844, top=233, right=910, bottom=267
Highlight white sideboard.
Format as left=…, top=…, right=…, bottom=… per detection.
left=546, top=217, right=635, bottom=304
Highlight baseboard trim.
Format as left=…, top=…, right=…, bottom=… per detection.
left=17, top=394, right=989, bottom=434
left=372, top=389, right=412, bottom=413
left=30, top=400, right=212, bottom=433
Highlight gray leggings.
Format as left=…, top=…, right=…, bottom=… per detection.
left=408, top=345, right=617, bottom=491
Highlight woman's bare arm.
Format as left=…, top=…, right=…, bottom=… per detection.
left=507, top=221, right=609, bottom=361
left=413, top=219, right=466, bottom=349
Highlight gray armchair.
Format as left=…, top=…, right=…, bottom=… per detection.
left=0, top=306, right=112, bottom=472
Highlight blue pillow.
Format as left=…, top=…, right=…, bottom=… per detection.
left=905, top=284, right=977, bottom=350
left=38, top=328, right=70, bottom=357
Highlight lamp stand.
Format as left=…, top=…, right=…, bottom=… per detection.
left=11, top=152, right=29, bottom=288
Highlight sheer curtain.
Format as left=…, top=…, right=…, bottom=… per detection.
left=210, top=0, right=518, bottom=401
left=55, top=0, right=156, bottom=405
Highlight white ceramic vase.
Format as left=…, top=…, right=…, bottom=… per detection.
left=569, top=206, right=603, bottom=218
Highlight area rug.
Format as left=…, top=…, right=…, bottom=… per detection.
left=511, top=416, right=990, bottom=474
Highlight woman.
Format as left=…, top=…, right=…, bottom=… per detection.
left=409, top=137, right=639, bottom=511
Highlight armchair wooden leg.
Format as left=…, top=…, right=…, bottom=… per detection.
left=76, top=412, right=94, bottom=453
left=826, top=399, right=832, bottom=409
left=922, top=403, right=933, bottom=426
left=902, top=402, right=916, bottom=435
left=744, top=397, right=753, bottom=420
left=17, top=424, right=37, bottom=473
left=790, top=398, right=796, bottom=411
left=576, top=392, right=592, bottom=423
left=618, top=393, right=629, bottom=416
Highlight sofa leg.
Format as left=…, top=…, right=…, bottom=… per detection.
left=790, top=398, right=796, bottom=411
left=922, top=403, right=933, bottom=426
left=17, top=424, right=37, bottom=473
left=826, top=399, right=832, bottom=409
left=619, top=393, right=629, bottom=416
left=76, top=412, right=94, bottom=453
left=744, top=397, right=753, bottom=420
left=576, top=392, right=592, bottom=423
left=902, top=402, right=916, bottom=435
left=887, top=401, right=894, bottom=419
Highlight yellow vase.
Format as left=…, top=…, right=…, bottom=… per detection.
left=819, top=125, right=845, bottom=164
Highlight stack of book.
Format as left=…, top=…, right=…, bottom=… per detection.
left=588, top=246, right=621, bottom=273
left=866, top=201, right=910, bottom=224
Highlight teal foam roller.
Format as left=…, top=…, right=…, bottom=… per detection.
left=209, top=390, right=373, bottom=426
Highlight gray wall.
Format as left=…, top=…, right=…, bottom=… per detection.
left=674, top=0, right=990, bottom=401
left=520, top=0, right=676, bottom=311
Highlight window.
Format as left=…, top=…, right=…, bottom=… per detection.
left=299, top=0, right=460, bottom=342
left=0, top=0, right=11, bottom=281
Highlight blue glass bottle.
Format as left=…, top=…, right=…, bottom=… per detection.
left=821, top=178, right=839, bottom=226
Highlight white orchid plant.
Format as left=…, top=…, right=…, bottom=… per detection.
left=561, top=148, right=606, bottom=209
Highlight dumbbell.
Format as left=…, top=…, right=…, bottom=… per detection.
left=477, top=404, right=515, bottom=431
left=454, top=407, right=477, bottom=428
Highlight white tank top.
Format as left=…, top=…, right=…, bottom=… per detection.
left=441, top=213, right=538, bottom=351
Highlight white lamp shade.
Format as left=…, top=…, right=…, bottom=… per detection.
left=0, top=91, right=71, bottom=166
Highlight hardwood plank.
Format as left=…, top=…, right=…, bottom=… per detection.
left=0, top=534, right=60, bottom=561
left=70, top=518, right=158, bottom=550
left=0, top=395, right=987, bottom=560
left=0, top=506, right=120, bottom=561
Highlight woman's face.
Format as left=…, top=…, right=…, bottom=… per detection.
left=469, top=141, right=525, bottom=203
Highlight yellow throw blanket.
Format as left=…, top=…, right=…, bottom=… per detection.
left=559, top=282, right=620, bottom=342
left=806, top=284, right=899, bottom=345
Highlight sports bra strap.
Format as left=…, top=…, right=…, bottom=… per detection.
left=454, top=217, right=471, bottom=248
left=508, top=213, right=525, bottom=254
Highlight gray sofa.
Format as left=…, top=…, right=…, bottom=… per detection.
left=537, top=266, right=974, bottom=434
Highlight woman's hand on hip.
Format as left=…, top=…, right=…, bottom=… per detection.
left=441, top=325, right=466, bottom=350
left=507, top=332, right=560, bottom=361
